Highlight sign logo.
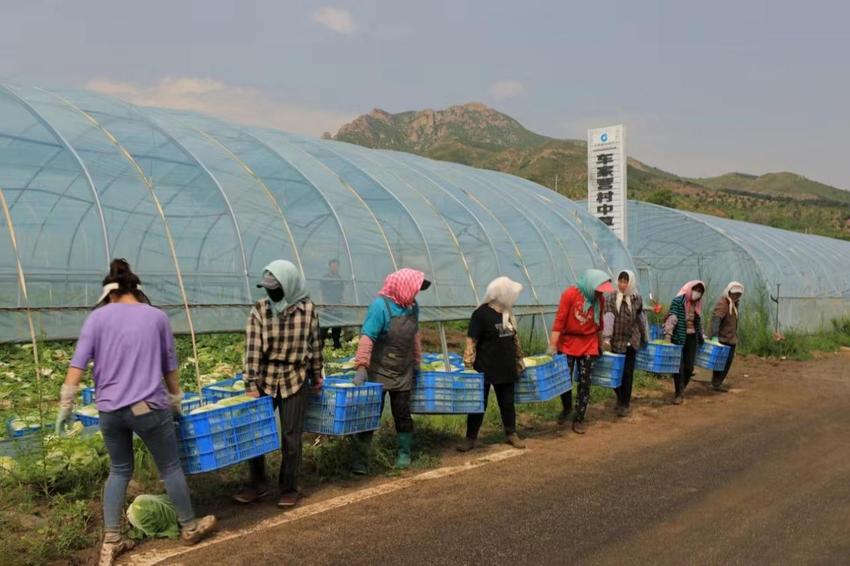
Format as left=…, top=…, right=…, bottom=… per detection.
left=600, top=133, right=608, bottom=143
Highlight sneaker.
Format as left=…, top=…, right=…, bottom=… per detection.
left=181, top=515, right=217, bottom=546
left=277, top=491, right=300, bottom=509
left=672, top=395, right=685, bottom=405
left=456, top=438, right=478, bottom=452
left=98, top=536, right=135, bottom=566
left=572, top=420, right=587, bottom=435
left=350, top=460, right=369, bottom=475
left=616, top=406, right=629, bottom=418
left=505, top=433, right=526, bottom=449
left=557, top=410, right=572, bottom=425
left=232, top=485, right=271, bottom=504
left=712, top=383, right=730, bottom=393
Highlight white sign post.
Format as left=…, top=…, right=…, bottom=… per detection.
left=587, top=124, right=627, bottom=244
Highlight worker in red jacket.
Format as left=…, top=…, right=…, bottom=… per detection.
left=548, top=269, right=614, bottom=434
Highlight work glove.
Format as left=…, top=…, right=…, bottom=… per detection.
left=353, top=367, right=368, bottom=386
left=55, top=383, right=78, bottom=435
left=663, top=335, right=673, bottom=344
left=602, top=340, right=612, bottom=353
left=546, top=343, right=557, bottom=356
left=169, top=391, right=184, bottom=416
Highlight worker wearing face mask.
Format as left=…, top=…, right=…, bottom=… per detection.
left=663, top=280, right=707, bottom=405
left=233, top=260, right=324, bottom=510
left=710, top=281, right=745, bottom=392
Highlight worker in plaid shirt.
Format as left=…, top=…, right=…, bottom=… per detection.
left=234, top=260, right=324, bottom=509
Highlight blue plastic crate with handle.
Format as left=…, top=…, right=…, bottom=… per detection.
left=201, top=375, right=246, bottom=403
left=5, top=416, right=42, bottom=438
left=649, top=324, right=664, bottom=341
left=176, top=395, right=279, bottom=474
left=591, top=352, right=626, bottom=388
left=305, top=378, right=383, bottom=435
left=696, top=341, right=732, bottom=371
left=515, top=355, right=571, bottom=403
left=411, top=371, right=485, bottom=414
left=81, top=386, right=96, bottom=405
left=636, top=342, right=683, bottom=373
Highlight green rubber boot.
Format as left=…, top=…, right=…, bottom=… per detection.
left=395, top=432, right=413, bottom=469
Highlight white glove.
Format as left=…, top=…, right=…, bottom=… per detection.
left=55, top=383, right=78, bottom=434
left=169, top=391, right=184, bottom=415
left=546, top=343, right=557, bottom=356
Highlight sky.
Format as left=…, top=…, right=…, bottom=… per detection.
left=2, top=0, right=849, bottom=189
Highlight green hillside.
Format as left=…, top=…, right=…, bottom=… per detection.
left=334, top=104, right=850, bottom=240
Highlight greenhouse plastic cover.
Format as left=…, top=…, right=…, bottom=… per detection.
left=628, top=201, right=850, bottom=330
left=0, top=83, right=634, bottom=341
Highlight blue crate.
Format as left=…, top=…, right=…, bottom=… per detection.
left=305, top=378, right=383, bottom=435
left=81, top=386, right=96, bottom=405
left=5, top=417, right=42, bottom=438
left=74, top=409, right=99, bottom=427
left=201, top=375, right=246, bottom=403
left=591, top=353, right=626, bottom=388
left=636, top=342, right=683, bottom=374
left=422, top=352, right=463, bottom=364
left=176, top=395, right=279, bottom=474
left=696, top=342, right=731, bottom=371
left=181, top=392, right=202, bottom=414
left=515, top=355, right=571, bottom=403
left=649, top=324, right=664, bottom=341
left=411, top=371, right=485, bottom=414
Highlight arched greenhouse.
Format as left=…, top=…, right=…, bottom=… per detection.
left=0, top=83, right=633, bottom=344
left=628, top=200, right=850, bottom=331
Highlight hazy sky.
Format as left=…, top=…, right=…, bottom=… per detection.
left=2, top=0, right=849, bottom=189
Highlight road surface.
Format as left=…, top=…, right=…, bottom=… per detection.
left=129, top=351, right=850, bottom=565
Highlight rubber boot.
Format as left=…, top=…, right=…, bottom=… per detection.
left=351, top=435, right=371, bottom=475
left=395, top=432, right=413, bottom=469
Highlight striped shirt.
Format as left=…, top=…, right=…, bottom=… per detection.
left=244, top=298, right=324, bottom=398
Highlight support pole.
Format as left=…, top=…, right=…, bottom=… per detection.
left=438, top=322, right=451, bottom=369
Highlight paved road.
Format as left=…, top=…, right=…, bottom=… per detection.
left=164, top=352, right=850, bottom=565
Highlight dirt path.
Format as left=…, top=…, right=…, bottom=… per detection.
left=123, top=352, right=850, bottom=565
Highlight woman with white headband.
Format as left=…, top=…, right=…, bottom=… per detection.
left=54, top=259, right=216, bottom=565
left=710, top=281, right=745, bottom=392
left=459, top=276, right=527, bottom=451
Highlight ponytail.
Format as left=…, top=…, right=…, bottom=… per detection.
left=94, top=258, right=151, bottom=308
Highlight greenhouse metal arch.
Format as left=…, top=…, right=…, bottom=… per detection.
left=627, top=201, right=850, bottom=331
left=0, top=83, right=634, bottom=350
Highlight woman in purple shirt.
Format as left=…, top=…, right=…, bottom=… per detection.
left=55, top=260, right=216, bottom=566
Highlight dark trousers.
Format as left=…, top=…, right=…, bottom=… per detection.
left=466, top=382, right=517, bottom=439
left=615, top=347, right=637, bottom=408
left=248, top=384, right=310, bottom=493
left=359, top=390, right=414, bottom=441
left=674, top=334, right=698, bottom=396
left=561, top=356, right=596, bottom=423
left=712, top=343, right=737, bottom=386
left=323, top=327, right=343, bottom=349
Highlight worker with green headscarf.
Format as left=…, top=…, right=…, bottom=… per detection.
left=233, top=260, right=324, bottom=509
left=548, top=269, right=614, bottom=434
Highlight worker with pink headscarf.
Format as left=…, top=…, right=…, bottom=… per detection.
left=351, top=268, right=431, bottom=472
left=663, top=280, right=707, bottom=404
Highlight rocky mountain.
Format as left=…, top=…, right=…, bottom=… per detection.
left=333, top=104, right=850, bottom=239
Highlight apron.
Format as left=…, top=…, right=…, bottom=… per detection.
left=368, top=297, right=418, bottom=392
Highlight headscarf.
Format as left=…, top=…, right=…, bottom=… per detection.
left=263, top=260, right=309, bottom=316
left=378, top=268, right=425, bottom=308
left=723, top=281, right=745, bottom=317
left=577, top=269, right=613, bottom=325
left=615, top=270, right=637, bottom=312
left=676, top=280, right=706, bottom=316
left=482, top=276, right=523, bottom=332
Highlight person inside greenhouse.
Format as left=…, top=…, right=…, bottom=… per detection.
left=602, top=270, right=649, bottom=417
left=459, top=276, right=527, bottom=452
left=710, top=281, right=744, bottom=393
left=663, top=280, right=707, bottom=404
left=54, top=259, right=216, bottom=566
left=351, top=268, right=431, bottom=472
left=321, top=258, right=345, bottom=349
left=234, top=260, right=324, bottom=509
left=547, top=269, right=614, bottom=434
